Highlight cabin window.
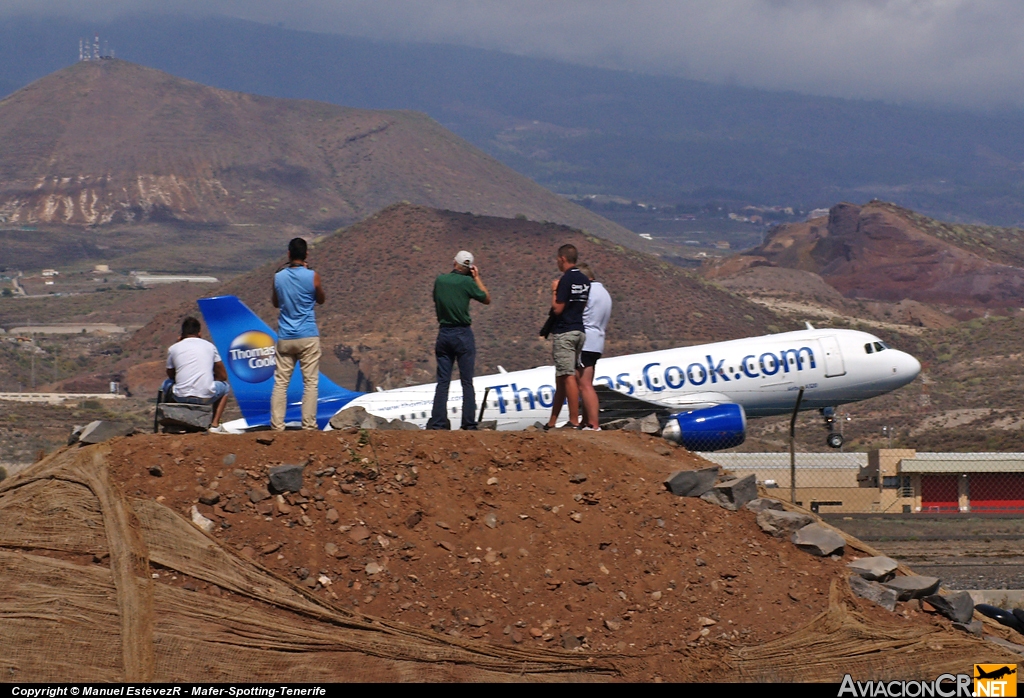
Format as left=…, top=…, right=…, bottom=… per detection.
left=451, top=407, right=457, bottom=414
left=400, top=415, right=405, bottom=420
left=637, top=380, right=642, bottom=386
left=421, top=412, right=427, bottom=419
left=653, top=378, right=660, bottom=385
left=864, top=343, right=874, bottom=354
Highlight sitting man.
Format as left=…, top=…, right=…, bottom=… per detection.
left=164, top=316, right=231, bottom=431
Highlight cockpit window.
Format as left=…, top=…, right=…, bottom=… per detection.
left=873, top=342, right=885, bottom=352
left=864, top=343, right=874, bottom=354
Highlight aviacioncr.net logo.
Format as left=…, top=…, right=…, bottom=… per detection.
left=228, top=331, right=276, bottom=383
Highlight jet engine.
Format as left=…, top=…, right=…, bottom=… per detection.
left=661, top=403, right=746, bottom=451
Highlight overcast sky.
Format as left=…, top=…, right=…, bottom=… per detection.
left=7, top=0, right=1024, bottom=109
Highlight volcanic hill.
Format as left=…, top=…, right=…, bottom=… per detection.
left=124, top=204, right=783, bottom=392
left=0, top=59, right=641, bottom=269
left=706, top=202, right=1024, bottom=311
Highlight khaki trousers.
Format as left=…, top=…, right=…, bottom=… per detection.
left=270, top=336, right=320, bottom=431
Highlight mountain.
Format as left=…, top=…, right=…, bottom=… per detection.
left=3, top=15, right=1024, bottom=225
left=710, top=202, right=1024, bottom=311
left=0, top=59, right=642, bottom=267
left=124, top=204, right=783, bottom=392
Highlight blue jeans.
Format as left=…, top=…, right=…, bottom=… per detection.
left=428, top=326, right=477, bottom=430
left=161, top=378, right=230, bottom=405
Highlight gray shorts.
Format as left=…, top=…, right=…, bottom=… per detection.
left=552, top=331, right=585, bottom=377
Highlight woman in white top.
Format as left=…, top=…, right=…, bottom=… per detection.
left=576, top=263, right=612, bottom=430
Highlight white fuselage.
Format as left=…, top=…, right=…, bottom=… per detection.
left=338, top=328, right=921, bottom=430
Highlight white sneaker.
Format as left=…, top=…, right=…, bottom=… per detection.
left=208, top=425, right=229, bottom=434
left=581, top=425, right=602, bottom=431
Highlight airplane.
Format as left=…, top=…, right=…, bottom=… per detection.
left=975, top=665, right=1016, bottom=681
left=197, top=295, right=922, bottom=450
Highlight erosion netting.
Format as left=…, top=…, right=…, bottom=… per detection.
left=0, top=443, right=1019, bottom=682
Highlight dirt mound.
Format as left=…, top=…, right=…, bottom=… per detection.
left=125, top=204, right=782, bottom=389
left=1, top=429, right=1014, bottom=682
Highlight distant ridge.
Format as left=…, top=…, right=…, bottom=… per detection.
left=0, top=59, right=641, bottom=249
left=709, top=201, right=1024, bottom=310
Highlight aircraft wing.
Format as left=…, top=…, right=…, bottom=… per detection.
left=594, top=387, right=734, bottom=422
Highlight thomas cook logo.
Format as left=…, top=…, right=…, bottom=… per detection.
left=975, top=665, right=1017, bottom=697
left=228, top=331, right=276, bottom=383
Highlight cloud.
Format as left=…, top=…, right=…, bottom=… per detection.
left=6, top=0, right=1023, bottom=109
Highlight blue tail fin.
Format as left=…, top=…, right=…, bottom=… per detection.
left=197, top=295, right=362, bottom=429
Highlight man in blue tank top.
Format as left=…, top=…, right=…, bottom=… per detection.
left=270, top=238, right=325, bottom=430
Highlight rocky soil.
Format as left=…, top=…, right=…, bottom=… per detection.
left=104, top=428, right=963, bottom=659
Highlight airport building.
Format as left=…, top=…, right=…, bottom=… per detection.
left=698, top=449, right=1024, bottom=514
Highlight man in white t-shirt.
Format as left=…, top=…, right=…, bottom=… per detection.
left=165, top=316, right=231, bottom=431
left=576, top=263, right=612, bottom=430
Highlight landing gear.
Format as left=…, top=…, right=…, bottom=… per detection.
left=821, top=406, right=844, bottom=449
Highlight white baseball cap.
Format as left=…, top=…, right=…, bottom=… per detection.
left=454, top=250, right=474, bottom=267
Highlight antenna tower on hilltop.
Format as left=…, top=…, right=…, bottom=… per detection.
left=78, top=35, right=115, bottom=61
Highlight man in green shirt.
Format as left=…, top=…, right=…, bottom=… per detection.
left=427, top=250, right=491, bottom=430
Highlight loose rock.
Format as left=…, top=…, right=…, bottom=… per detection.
left=148, top=464, right=164, bottom=477
left=268, top=464, right=305, bottom=493
left=561, top=632, right=582, bottom=650
left=791, top=523, right=845, bottom=557
left=156, top=404, right=213, bottom=432
left=190, top=506, right=216, bottom=535
left=78, top=421, right=134, bottom=445
left=329, top=406, right=374, bottom=430
left=637, top=413, right=662, bottom=434
left=745, top=498, right=784, bottom=514
left=922, top=592, right=974, bottom=624
left=348, top=526, right=371, bottom=542
left=700, top=474, right=757, bottom=511
left=757, top=509, right=814, bottom=538
left=663, top=467, right=719, bottom=497
left=952, top=620, right=983, bottom=636
left=198, top=490, right=220, bottom=506
left=882, top=576, right=941, bottom=602
left=847, top=556, right=899, bottom=582
left=848, top=575, right=898, bottom=612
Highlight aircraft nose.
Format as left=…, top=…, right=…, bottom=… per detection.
left=893, top=351, right=921, bottom=384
